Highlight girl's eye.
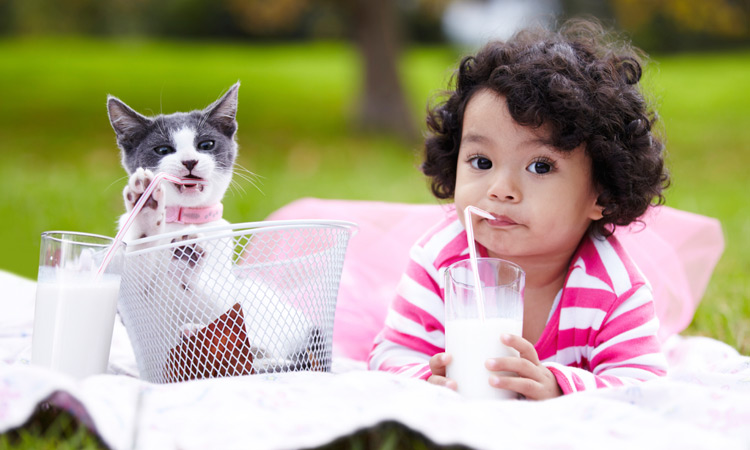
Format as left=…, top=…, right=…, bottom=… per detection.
left=198, top=140, right=215, bottom=151
left=470, top=157, right=492, bottom=170
left=154, top=146, right=175, bottom=156
left=527, top=160, right=553, bottom=174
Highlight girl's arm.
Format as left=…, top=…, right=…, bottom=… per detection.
left=543, top=283, right=667, bottom=394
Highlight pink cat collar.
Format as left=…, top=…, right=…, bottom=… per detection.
left=165, top=204, right=223, bottom=224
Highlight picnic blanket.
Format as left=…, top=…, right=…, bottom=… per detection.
left=1, top=270, right=749, bottom=449
left=3, top=199, right=746, bottom=449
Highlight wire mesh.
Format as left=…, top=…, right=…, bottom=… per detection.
left=117, top=221, right=354, bottom=383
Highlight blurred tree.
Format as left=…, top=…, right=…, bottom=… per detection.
left=348, top=0, right=415, bottom=139
left=222, top=0, right=450, bottom=140
left=613, top=0, right=748, bottom=37
left=610, top=0, right=749, bottom=51
left=224, top=0, right=310, bottom=35
left=401, top=0, right=452, bottom=42
left=0, top=0, right=154, bottom=35
left=559, top=0, right=616, bottom=23
left=223, top=0, right=416, bottom=139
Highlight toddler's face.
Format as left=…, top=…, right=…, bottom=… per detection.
left=454, top=89, right=603, bottom=264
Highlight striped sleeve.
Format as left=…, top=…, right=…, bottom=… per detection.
left=543, top=236, right=667, bottom=394
left=368, top=215, right=465, bottom=379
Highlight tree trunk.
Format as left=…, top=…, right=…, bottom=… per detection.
left=350, top=0, right=417, bottom=141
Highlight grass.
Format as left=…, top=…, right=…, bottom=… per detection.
left=0, top=37, right=748, bottom=447
left=643, top=51, right=750, bottom=349
left=0, top=404, right=105, bottom=449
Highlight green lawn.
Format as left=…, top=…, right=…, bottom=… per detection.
left=0, top=36, right=748, bottom=449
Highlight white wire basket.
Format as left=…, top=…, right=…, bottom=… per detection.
left=117, top=220, right=356, bottom=383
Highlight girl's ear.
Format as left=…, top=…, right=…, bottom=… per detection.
left=588, top=201, right=605, bottom=221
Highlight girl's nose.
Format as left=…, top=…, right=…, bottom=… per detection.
left=487, top=172, right=520, bottom=202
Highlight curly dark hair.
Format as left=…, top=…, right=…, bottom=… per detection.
left=422, top=18, right=669, bottom=237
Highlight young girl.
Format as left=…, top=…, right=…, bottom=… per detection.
left=368, top=19, right=670, bottom=400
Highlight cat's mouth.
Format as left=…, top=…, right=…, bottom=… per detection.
left=175, top=175, right=206, bottom=193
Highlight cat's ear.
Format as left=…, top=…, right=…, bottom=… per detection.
left=204, top=82, right=240, bottom=138
left=107, top=96, right=152, bottom=140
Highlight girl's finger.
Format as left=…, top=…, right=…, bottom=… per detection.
left=429, top=353, right=452, bottom=375
left=486, top=356, right=542, bottom=381
left=501, top=334, right=541, bottom=365
left=490, top=369, right=562, bottom=400
left=489, top=373, right=542, bottom=399
left=428, top=375, right=458, bottom=391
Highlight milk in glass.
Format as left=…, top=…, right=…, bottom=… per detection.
left=32, top=269, right=121, bottom=379
left=445, top=317, right=522, bottom=399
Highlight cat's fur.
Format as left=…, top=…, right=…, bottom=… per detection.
left=108, top=84, right=318, bottom=370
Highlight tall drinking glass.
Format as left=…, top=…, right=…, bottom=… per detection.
left=444, top=257, right=525, bottom=399
left=31, top=231, right=126, bottom=379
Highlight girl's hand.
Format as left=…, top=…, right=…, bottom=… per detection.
left=486, top=334, right=562, bottom=400
left=427, top=352, right=457, bottom=391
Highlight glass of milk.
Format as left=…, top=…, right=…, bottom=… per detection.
left=444, top=258, right=525, bottom=400
left=31, top=231, right=126, bottom=380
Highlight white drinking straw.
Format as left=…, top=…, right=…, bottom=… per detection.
left=96, top=173, right=206, bottom=276
left=463, top=205, right=495, bottom=321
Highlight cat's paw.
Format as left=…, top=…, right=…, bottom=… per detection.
left=123, top=168, right=165, bottom=239
left=124, top=168, right=164, bottom=211
left=168, top=234, right=206, bottom=291
left=171, top=234, right=205, bottom=269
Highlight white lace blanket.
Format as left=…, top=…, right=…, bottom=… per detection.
left=3, top=270, right=749, bottom=450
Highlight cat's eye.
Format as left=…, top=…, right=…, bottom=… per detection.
left=198, top=140, right=215, bottom=151
left=154, top=145, right=175, bottom=156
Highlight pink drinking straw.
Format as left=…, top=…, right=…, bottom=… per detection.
left=463, top=205, right=495, bottom=321
left=96, top=172, right=206, bottom=276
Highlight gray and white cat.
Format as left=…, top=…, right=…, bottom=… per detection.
left=108, top=83, right=239, bottom=243
left=107, top=84, right=319, bottom=373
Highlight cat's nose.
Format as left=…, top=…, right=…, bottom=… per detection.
left=182, top=160, right=198, bottom=171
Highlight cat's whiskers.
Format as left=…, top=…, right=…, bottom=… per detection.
left=105, top=175, right=130, bottom=193
left=227, top=179, right=247, bottom=196
left=231, top=163, right=265, bottom=196
left=231, top=171, right=266, bottom=195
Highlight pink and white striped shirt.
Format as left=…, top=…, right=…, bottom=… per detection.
left=368, top=206, right=667, bottom=394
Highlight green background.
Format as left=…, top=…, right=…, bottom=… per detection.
left=1, top=39, right=748, bottom=356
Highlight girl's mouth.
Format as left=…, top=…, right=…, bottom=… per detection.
left=486, top=215, right=518, bottom=227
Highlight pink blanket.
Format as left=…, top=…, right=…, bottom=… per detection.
left=267, top=199, right=725, bottom=360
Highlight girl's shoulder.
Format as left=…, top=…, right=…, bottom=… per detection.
left=413, top=204, right=458, bottom=246
left=411, top=204, right=469, bottom=271
left=566, top=233, right=648, bottom=300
